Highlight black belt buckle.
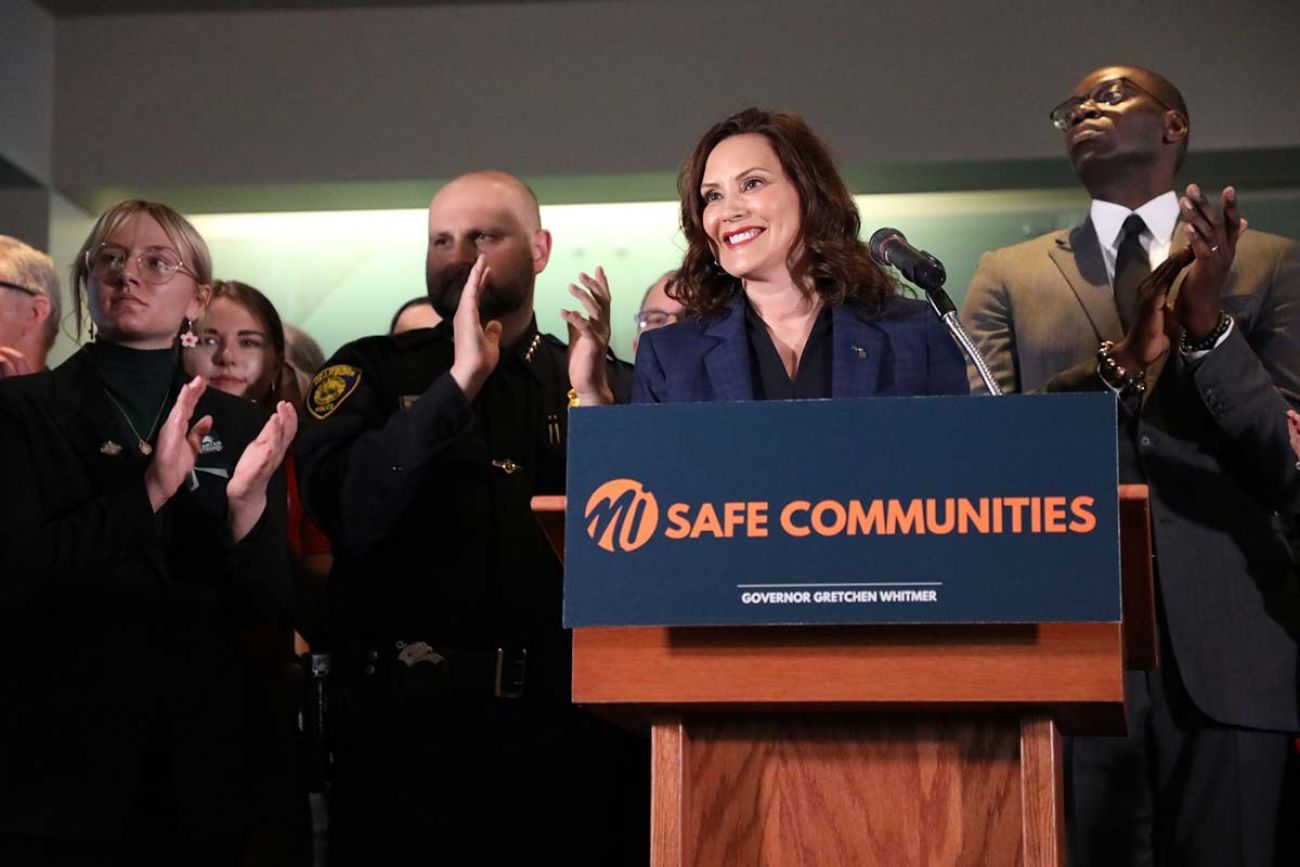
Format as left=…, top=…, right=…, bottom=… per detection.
left=494, top=647, right=526, bottom=698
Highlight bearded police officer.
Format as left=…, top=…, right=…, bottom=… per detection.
left=297, top=171, right=644, bottom=864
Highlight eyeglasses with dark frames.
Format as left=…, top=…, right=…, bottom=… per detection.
left=1049, top=77, right=1172, bottom=131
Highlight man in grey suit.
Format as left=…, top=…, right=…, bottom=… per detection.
left=962, top=65, right=1300, bottom=866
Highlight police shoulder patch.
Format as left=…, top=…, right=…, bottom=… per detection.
left=308, top=364, right=363, bottom=420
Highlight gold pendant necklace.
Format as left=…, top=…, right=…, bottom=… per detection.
left=102, top=388, right=169, bottom=456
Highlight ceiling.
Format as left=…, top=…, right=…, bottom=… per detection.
left=33, top=0, right=555, bottom=15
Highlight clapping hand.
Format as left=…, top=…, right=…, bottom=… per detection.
left=562, top=266, right=614, bottom=406
left=448, top=254, right=502, bottom=401
left=144, top=376, right=213, bottom=512
left=227, top=401, right=298, bottom=542
left=1110, top=183, right=1245, bottom=374
left=1175, top=184, right=1246, bottom=339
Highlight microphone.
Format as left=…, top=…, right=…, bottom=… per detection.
left=868, top=227, right=1004, bottom=396
left=868, top=227, right=947, bottom=293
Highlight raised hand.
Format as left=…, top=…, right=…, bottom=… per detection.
left=227, top=400, right=298, bottom=542
left=561, top=266, right=614, bottom=406
left=0, top=346, right=32, bottom=379
left=448, top=254, right=502, bottom=401
left=1175, top=184, right=1246, bottom=338
left=144, top=376, right=213, bottom=512
left=1109, top=246, right=1194, bottom=373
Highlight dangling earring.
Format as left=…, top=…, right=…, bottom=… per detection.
left=179, top=318, right=199, bottom=348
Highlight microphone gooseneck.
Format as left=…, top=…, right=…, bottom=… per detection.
left=869, top=227, right=1003, bottom=396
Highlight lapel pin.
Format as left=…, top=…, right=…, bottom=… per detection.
left=99, top=441, right=123, bottom=456
left=850, top=345, right=869, bottom=359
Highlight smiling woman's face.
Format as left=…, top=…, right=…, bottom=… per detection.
left=700, top=133, right=802, bottom=285
left=184, top=296, right=277, bottom=401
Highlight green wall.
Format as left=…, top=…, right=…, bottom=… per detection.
left=46, top=184, right=1300, bottom=367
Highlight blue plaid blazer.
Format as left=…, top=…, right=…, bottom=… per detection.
left=632, top=293, right=969, bottom=403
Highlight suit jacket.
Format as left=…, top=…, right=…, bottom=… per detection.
left=961, top=218, right=1300, bottom=732
left=0, top=348, right=290, bottom=842
left=633, top=293, right=970, bottom=402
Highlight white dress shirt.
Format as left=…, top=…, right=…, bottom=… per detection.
left=1090, top=190, right=1180, bottom=283
left=1090, top=190, right=1231, bottom=358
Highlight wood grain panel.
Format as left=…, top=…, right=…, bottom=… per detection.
left=652, top=716, right=684, bottom=867
left=532, top=494, right=566, bottom=559
left=671, top=715, right=1022, bottom=866
left=573, top=623, right=1124, bottom=709
left=1118, top=484, right=1158, bottom=670
left=1019, top=715, right=1064, bottom=867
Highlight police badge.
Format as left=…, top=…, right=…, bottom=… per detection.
left=308, top=364, right=362, bottom=420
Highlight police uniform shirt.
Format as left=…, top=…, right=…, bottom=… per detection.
left=296, top=318, right=631, bottom=669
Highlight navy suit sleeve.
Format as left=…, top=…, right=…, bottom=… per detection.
left=925, top=315, right=971, bottom=396
left=631, top=332, right=667, bottom=404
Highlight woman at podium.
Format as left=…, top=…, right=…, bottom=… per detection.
left=632, top=108, right=968, bottom=402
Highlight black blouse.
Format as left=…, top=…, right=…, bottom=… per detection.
left=744, top=297, right=834, bottom=400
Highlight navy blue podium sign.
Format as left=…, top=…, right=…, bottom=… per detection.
left=563, top=393, right=1120, bottom=628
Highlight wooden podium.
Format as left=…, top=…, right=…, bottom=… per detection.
left=533, top=486, right=1155, bottom=867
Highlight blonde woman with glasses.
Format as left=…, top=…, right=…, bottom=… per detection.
left=0, top=200, right=296, bottom=864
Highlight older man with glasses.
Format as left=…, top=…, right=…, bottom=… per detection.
left=0, top=235, right=60, bottom=378
left=961, top=65, right=1300, bottom=866
left=631, top=269, right=684, bottom=356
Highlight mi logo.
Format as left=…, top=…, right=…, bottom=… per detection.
left=584, top=478, right=659, bottom=553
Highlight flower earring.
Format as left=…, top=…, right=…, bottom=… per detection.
left=179, top=318, right=199, bottom=348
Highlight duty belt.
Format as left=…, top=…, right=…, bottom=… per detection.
left=359, top=641, right=527, bottom=700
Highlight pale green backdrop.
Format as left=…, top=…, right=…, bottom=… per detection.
left=47, top=187, right=1300, bottom=367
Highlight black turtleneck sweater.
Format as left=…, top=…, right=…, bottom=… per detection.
left=82, top=341, right=176, bottom=451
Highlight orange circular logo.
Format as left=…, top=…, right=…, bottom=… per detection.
left=584, top=478, right=659, bottom=553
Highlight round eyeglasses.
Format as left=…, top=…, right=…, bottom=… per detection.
left=85, top=244, right=199, bottom=286
left=1049, top=77, right=1171, bottom=131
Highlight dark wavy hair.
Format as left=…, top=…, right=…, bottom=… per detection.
left=672, top=108, right=896, bottom=320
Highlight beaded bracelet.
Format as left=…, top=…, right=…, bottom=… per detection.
left=1178, top=312, right=1232, bottom=354
left=1097, top=341, right=1147, bottom=397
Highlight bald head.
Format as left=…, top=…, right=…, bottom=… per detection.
left=430, top=171, right=542, bottom=233
left=425, top=170, right=552, bottom=337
